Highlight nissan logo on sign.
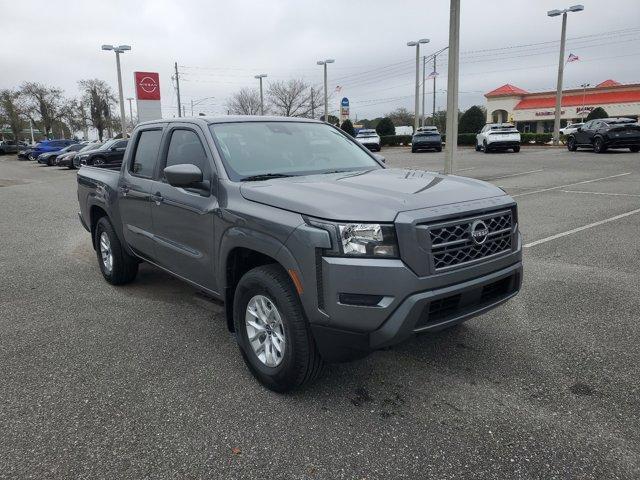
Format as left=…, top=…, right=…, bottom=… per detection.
left=134, top=72, right=161, bottom=100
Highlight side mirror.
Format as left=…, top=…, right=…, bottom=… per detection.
left=373, top=153, right=386, bottom=164
left=164, top=163, right=203, bottom=188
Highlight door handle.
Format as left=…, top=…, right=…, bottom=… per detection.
left=119, top=185, right=130, bottom=196
left=151, top=193, right=164, bottom=205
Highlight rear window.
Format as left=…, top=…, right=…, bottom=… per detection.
left=131, top=130, right=162, bottom=177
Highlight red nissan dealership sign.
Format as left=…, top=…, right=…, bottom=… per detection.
left=134, top=72, right=161, bottom=100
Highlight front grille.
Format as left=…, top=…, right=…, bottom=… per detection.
left=428, top=210, right=513, bottom=271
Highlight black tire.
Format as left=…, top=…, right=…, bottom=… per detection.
left=411, top=147, right=417, bottom=153
left=567, top=136, right=577, bottom=151
left=94, top=217, right=138, bottom=285
left=483, top=140, right=490, bottom=153
left=513, top=146, right=520, bottom=153
left=593, top=137, right=606, bottom=153
left=436, top=147, right=442, bottom=152
left=233, top=264, right=325, bottom=392
left=475, top=143, right=482, bottom=152
left=630, top=146, right=640, bottom=153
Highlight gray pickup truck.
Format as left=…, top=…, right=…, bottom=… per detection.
left=77, top=117, right=522, bottom=391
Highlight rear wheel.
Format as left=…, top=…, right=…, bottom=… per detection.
left=567, top=136, right=577, bottom=151
left=483, top=140, right=490, bottom=153
left=233, top=264, right=325, bottom=392
left=94, top=217, right=138, bottom=285
left=630, top=146, right=640, bottom=153
left=593, top=137, right=607, bottom=153
left=436, top=147, right=442, bottom=152
left=513, top=146, right=520, bottom=153
left=411, top=147, right=417, bottom=153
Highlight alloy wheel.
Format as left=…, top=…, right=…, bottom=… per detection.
left=99, top=232, right=113, bottom=275
left=245, top=294, right=286, bottom=367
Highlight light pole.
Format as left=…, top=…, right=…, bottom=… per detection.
left=444, top=0, right=460, bottom=175
left=548, top=5, right=584, bottom=144
left=580, top=83, right=590, bottom=120
left=254, top=74, right=267, bottom=115
left=407, top=39, right=430, bottom=132
left=190, top=96, right=215, bottom=116
left=126, top=97, right=135, bottom=128
left=317, top=59, right=335, bottom=123
left=101, top=44, right=131, bottom=138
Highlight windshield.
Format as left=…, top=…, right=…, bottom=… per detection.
left=99, top=139, right=117, bottom=150
left=209, top=122, right=381, bottom=181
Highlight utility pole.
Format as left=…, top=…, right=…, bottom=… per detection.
left=407, top=39, right=429, bottom=132
left=444, top=0, right=460, bottom=175
left=126, top=97, right=134, bottom=129
left=310, top=87, right=315, bottom=119
left=421, top=56, right=426, bottom=127
left=432, top=54, right=437, bottom=125
left=182, top=105, right=186, bottom=117
left=174, top=61, right=182, bottom=117
left=107, top=104, right=113, bottom=138
left=548, top=5, right=584, bottom=144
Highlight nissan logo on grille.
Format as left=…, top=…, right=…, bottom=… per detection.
left=470, top=220, right=489, bottom=245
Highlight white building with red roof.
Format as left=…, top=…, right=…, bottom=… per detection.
left=484, top=80, right=640, bottom=133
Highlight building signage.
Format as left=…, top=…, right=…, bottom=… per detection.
left=576, top=106, right=594, bottom=115
left=535, top=110, right=565, bottom=117
left=134, top=71, right=162, bottom=122
left=340, top=97, right=349, bottom=122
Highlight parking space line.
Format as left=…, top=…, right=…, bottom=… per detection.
left=456, top=167, right=476, bottom=172
left=523, top=208, right=640, bottom=248
left=561, top=190, right=640, bottom=197
left=484, top=169, right=543, bottom=181
left=513, top=172, right=632, bottom=197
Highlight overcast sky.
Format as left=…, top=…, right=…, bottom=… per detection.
left=3, top=0, right=639, bottom=120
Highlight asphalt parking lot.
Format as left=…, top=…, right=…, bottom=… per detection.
left=1, top=147, right=639, bottom=479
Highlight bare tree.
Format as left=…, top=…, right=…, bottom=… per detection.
left=60, top=98, right=88, bottom=138
left=78, top=79, right=115, bottom=141
left=227, top=88, right=262, bottom=115
left=19, top=82, right=65, bottom=136
left=267, top=79, right=315, bottom=117
left=385, top=107, right=415, bottom=128
left=0, top=89, right=25, bottom=141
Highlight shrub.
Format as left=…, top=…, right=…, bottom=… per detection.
left=340, top=119, right=355, bottom=137
left=586, top=107, right=608, bottom=121
left=380, top=135, right=412, bottom=146
left=459, top=106, right=486, bottom=134
left=376, top=117, right=395, bottom=136
left=440, top=133, right=476, bottom=145
left=521, top=133, right=552, bottom=144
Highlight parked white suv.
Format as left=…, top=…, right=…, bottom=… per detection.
left=559, top=122, right=584, bottom=136
left=476, top=123, right=521, bottom=153
left=355, top=129, right=381, bottom=151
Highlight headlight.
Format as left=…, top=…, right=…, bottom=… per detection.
left=308, top=219, right=399, bottom=258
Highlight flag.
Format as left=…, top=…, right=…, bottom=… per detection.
left=427, top=71, right=439, bottom=79
left=334, top=85, right=342, bottom=93
left=566, top=53, right=579, bottom=63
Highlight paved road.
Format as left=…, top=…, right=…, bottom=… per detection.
left=1, top=148, right=639, bottom=479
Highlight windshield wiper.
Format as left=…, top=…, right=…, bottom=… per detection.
left=241, top=173, right=294, bottom=182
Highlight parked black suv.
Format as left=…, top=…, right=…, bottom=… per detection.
left=411, top=130, right=442, bottom=152
left=566, top=117, right=640, bottom=153
left=76, top=139, right=129, bottom=167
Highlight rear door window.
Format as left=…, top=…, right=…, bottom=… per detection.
left=131, top=130, right=162, bottom=178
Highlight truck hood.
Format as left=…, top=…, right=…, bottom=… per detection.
left=240, top=168, right=506, bottom=222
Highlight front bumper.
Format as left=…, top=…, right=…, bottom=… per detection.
left=309, top=229, right=523, bottom=362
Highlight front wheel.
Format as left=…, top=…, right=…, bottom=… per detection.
left=436, top=147, right=442, bottom=152
left=567, top=136, right=577, bottom=151
left=475, top=143, right=482, bottom=152
left=483, top=140, right=490, bottom=153
left=630, top=146, right=640, bottom=153
left=92, top=157, right=106, bottom=166
left=513, top=146, right=520, bottom=153
left=593, top=137, right=607, bottom=153
left=94, top=217, right=138, bottom=285
left=233, top=264, right=325, bottom=392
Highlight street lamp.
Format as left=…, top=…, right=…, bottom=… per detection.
left=102, top=44, right=131, bottom=138
left=317, top=59, right=335, bottom=123
left=407, top=38, right=430, bottom=132
left=254, top=74, right=267, bottom=115
left=580, top=83, right=590, bottom=120
left=547, top=5, right=584, bottom=144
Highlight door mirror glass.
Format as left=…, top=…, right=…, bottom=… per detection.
left=164, top=163, right=203, bottom=187
left=373, top=153, right=385, bottom=163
